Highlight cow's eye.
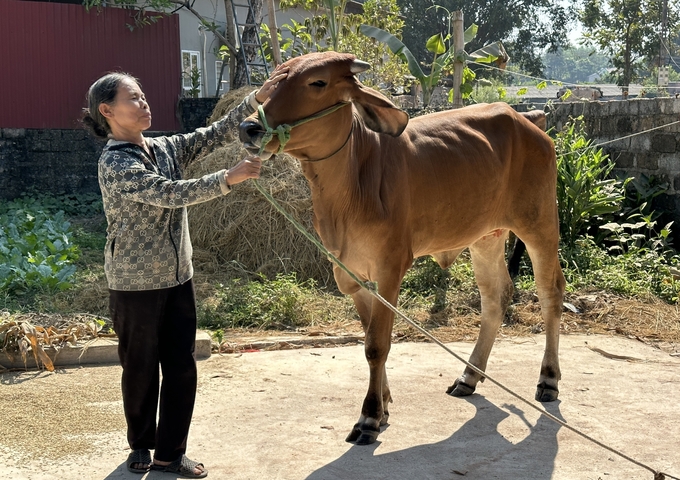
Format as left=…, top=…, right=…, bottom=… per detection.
left=310, top=80, right=327, bottom=88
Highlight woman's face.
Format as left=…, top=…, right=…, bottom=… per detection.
left=100, top=78, right=152, bottom=135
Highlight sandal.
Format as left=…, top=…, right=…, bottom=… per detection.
left=126, top=449, right=152, bottom=473
left=152, top=454, right=208, bottom=478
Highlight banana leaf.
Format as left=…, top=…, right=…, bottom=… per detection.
left=359, top=24, right=426, bottom=82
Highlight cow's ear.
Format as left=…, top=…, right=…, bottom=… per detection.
left=352, top=85, right=409, bottom=137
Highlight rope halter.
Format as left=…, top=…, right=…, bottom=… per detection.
left=256, top=101, right=351, bottom=157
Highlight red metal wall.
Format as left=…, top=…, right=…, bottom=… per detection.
left=0, top=0, right=181, bottom=130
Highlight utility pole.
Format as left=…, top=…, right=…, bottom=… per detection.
left=660, top=0, right=668, bottom=65
left=452, top=10, right=464, bottom=109
left=658, top=0, right=669, bottom=89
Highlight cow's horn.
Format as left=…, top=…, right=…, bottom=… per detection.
left=350, top=60, right=371, bottom=74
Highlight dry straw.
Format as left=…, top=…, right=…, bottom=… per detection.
left=185, top=88, right=334, bottom=286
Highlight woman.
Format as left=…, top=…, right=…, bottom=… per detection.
left=82, top=65, right=288, bottom=478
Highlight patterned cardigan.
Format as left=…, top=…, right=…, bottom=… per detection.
left=98, top=92, right=258, bottom=291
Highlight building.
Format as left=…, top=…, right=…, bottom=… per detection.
left=0, top=0, right=309, bottom=130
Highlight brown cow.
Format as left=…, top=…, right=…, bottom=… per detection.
left=239, top=51, right=565, bottom=445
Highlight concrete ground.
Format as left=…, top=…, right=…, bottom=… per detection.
left=1, top=334, right=679, bottom=480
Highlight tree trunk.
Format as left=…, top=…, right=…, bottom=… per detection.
left=233, top=0, right=264, bottom=88
left=224, top=0, right=238, bottom=88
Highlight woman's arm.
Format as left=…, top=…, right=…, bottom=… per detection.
left=171, top=65, right=289, bottom=168
left=100, top=153, right=230, bottom=208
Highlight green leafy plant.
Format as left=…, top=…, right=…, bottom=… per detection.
left=4, top=191, right=103, bottom=218
left=338, top=0, right=411, bottom=92
left=554, top=116, right=627, bottom=250
left=260, top=20, right=318, bottom=60
left=558, top=236, right=680, bottom=303
left=278, top=0, right=352, bottom=52
left=183, top=66, right=201, bottom=98
left=0, top=207, right=80, bottom=294
left=360, top=22, right=506, bottom=106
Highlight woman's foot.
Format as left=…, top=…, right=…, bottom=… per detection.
left=126, top=449, right=152, bottom=473
left=152, top=454, right=208, bottom=478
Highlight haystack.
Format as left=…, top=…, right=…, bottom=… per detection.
left=185, top=91, right=334, bottom=286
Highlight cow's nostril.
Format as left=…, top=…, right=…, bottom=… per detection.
left=239, top=120, right=264, bottom=143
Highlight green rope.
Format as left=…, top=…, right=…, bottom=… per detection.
left=251, top=177, right=677, bottom=480
left=257, top=102, right=350, bottom=156
left=252, top=179, right=375, bottom=292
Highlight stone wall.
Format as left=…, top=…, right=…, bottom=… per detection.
left=0, top=98, right=216, bottom=201
left=0, top=128, right=103, bottom=200
left=2, top=97, right=680, bottom=211
left=177, top=97, right=220, bottom=133
left=544, top=97, right=680, bottom=217
left=0, top=128, right=178, bottom=201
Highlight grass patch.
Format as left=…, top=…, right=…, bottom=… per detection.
left=198, top=273, right=351, bottom=331
left=2, top=192, right=680, bottom=353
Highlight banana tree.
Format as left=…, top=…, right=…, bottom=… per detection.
left=360, top=23, right=507, bottom=106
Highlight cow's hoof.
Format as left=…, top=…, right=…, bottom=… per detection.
left=355, top=430, right=379, bottom=445
left=345, top=425, right=361, bottom=443
left=446, top=380, right=475, bottom=397
left=535, top=382, right=559, bottom=402
left=345, top=424, right=379, bottom=445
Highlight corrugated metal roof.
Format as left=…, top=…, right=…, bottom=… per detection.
left=0, top=0, right=181, bottom=130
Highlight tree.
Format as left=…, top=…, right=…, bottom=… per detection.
left=395, top=0, right=570, bottom=77
left=339, top=0, right=411, bottom=91
left=271, top=0, right=411, bottom=91
left=232, top=0, right=264, bottom=87
left=83, top=0, right=262, bottom=90
left=580, top=0, right=680, bottom=92
left=543, top=47, right=612, bottom=83
left=360, top=22, right=508, bottom=106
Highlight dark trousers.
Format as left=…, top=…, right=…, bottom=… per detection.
left=109, top=279, right=198, bottom=462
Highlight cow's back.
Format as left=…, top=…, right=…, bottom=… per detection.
left=393, top=103, right=556, bottom=255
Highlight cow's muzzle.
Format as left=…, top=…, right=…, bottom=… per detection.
left=239, top=120, right=274, bottom=160
left=239, top=119, right=264, bottom=147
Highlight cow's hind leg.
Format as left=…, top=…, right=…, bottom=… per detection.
left=448, top=230, right=513, bottom=397
left=344, top=285, right=396, bottom=445
left=522, top=238, right=566, bottom=402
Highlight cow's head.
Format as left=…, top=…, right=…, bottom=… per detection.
left=239, top=52, right=409, bottom=160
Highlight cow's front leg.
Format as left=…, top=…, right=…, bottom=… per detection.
left=345, top=287, right=395, bottom=445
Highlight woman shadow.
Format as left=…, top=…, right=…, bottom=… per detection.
left=305, top=394, right=563, bottom=480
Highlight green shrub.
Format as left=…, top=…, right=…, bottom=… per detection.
left=554, top=116, right=627, bottom=250
left=2, top=191, right=103, bottom=218
left=560, top=236, right=680, bottom=302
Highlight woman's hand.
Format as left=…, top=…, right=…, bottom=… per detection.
left=225, top=155, right=263, bottom=186
left=254, top=64, right=290, bottom=104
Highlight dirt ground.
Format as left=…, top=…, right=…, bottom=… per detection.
left=1, top=333, right=679, bottom=480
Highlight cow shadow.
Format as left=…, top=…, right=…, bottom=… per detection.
left=305, top=395, right=563, bottom=480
